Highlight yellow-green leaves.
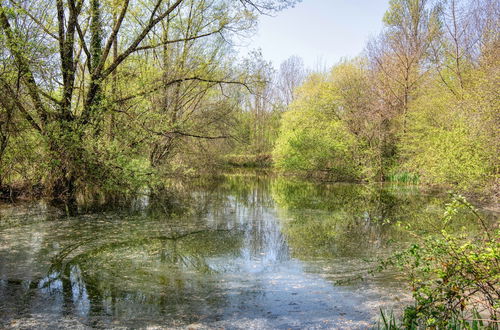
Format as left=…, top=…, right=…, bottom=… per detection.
left=273, top=68, right=361, bottom=180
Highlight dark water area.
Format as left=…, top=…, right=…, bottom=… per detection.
left=0, top=174, right=495, bottom=329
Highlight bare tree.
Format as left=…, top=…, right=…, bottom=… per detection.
left=276, top=55, right=305, bottom=106
left=368, top=0, right=440, bottom=130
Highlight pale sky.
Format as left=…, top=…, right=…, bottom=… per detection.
left=242, top=0, right=390, bottom=69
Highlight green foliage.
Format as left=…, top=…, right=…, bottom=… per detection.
left=378, top=309, right=492, bottom=330
left=224, top=153, right=272, bottom=168
left=231, top=99, right=283, bottom=158
left=0, top=0, right=300, bottom=202
left=0, top=0, right=498, bottom=204
left=0, top=125, right=49, bottom=192
left=48, top=123, right=154, bottom=198
left=273, top=73, right=362, bottom=181
left=401, top=73, right=498, bottom=193
left=269, top=0, right=498, bottom=199
left=379, top=195, right=500, bottom=328
left=379, top=309, right=399, bottom=329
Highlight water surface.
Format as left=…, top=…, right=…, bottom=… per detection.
left=0, top=174, right=489, bottom=329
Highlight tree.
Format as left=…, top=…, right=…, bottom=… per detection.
left=273, top=70, right=361, bottom=180
left=276, top=55, right=306, bottom=107
left=368, top=0, right=440, bottom=131
left=398, top=0, right=499, bottom=195
left=0, top=0, right=298, bottom=201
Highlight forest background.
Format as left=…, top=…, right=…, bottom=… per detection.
left=0, top=0, right=497, bottom=204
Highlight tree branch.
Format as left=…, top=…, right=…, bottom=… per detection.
left=133, top=27, right=223, bottom=52
left=95, top=0, right=130, bottom=75
left=100, top=0, right=184, bottom=80
left=0, top=78, right=42, bottom=132
left=0, top=5, right=47, bottom=125
left=113, top=76, right=250, bottom=104
left=10, top=0, right=59, bottom=40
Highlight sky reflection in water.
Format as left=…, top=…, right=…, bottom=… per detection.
left=0, top=175, right=487, bottom=329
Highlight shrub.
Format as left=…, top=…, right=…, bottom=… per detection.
left=273, top=73, right=361, bottom=181
left=379, top=195, right=499, bottom=328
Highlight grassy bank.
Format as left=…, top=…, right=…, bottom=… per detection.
left=224, top=153, right=273, bottom=168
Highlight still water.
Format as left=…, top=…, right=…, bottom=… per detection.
left=0, top=174, right=487, bottom=329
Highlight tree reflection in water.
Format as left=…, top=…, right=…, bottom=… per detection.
left=0, top=174, right=491, bottom=328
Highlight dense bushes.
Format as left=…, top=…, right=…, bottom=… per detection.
left=271, top=0, right=499, bottom=199
left=400, top=68, right=499, bottom=195
left=402, top=94, right=496, bottom=192
left=273, top=68, right=368, bottom=181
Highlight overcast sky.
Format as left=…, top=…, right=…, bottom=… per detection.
left=240, top=0, right=390, bottom=69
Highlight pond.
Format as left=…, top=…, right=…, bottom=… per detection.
left=0, top=174, right=493, bottom=329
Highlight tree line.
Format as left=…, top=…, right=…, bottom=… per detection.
left=272, top=0, right=498, bottom=200
left=0, top=0, right=498, bottom=203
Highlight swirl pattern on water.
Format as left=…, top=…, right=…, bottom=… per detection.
left=0, top=174, right=492, bottom=329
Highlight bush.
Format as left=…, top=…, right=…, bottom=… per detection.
left=379, top=195, right=499, bottom=328
left=401, top=71, right=498, bottom=195
left=273, top=73, right=361, bottom=181
left=225, top=153, right=272, bottom=168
